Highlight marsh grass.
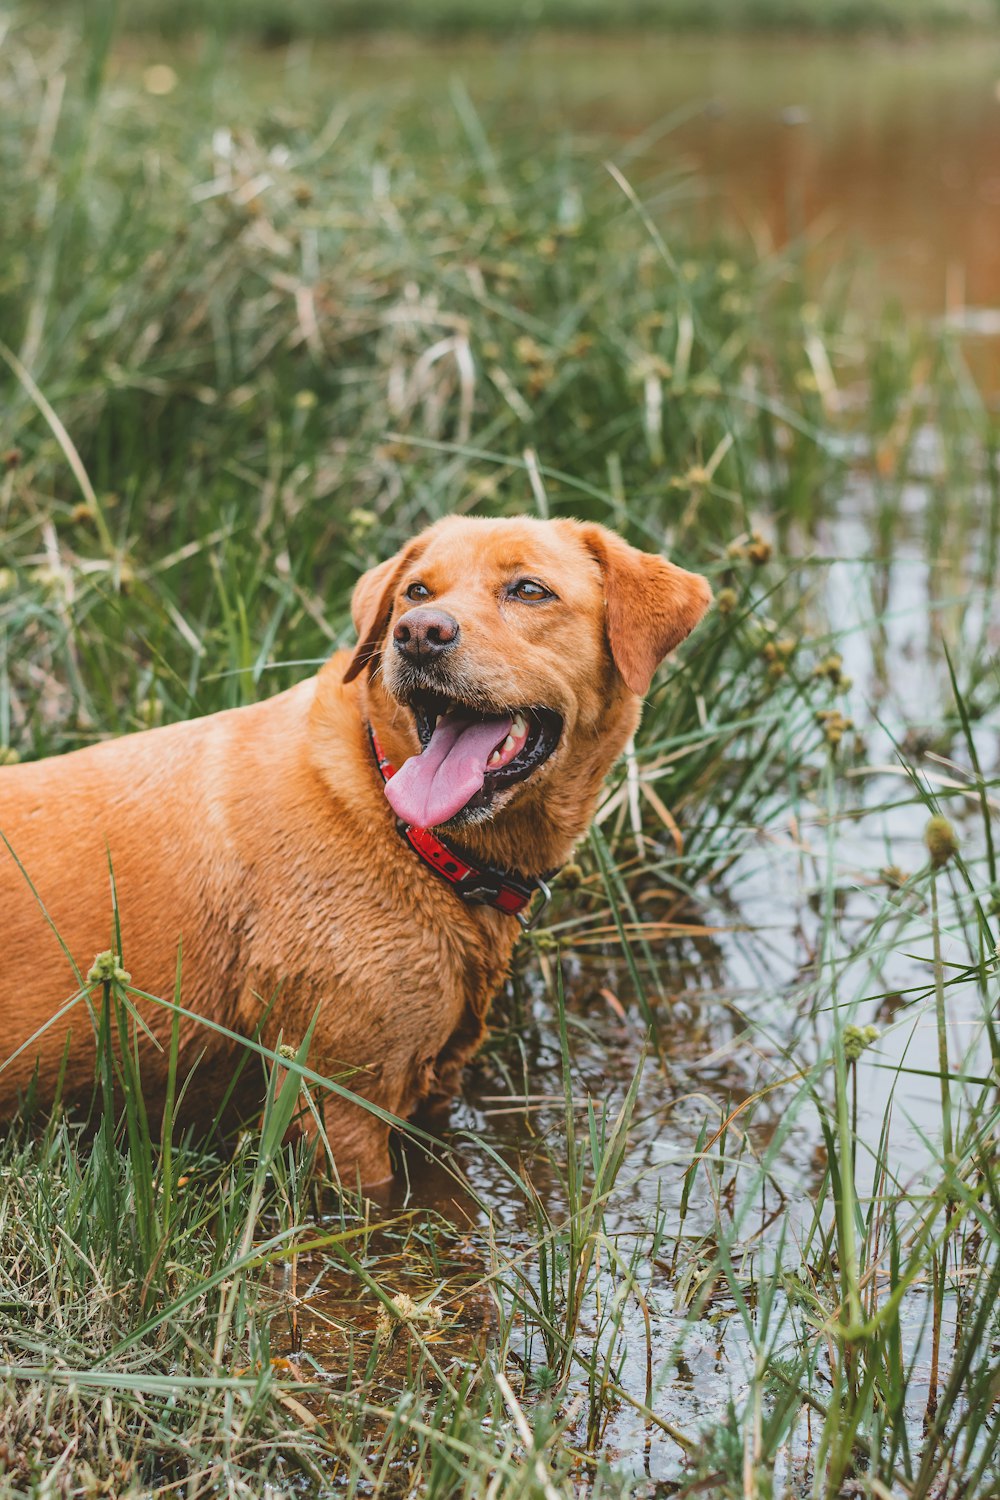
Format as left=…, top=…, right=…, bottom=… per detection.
left=42, top=0, right=1000, bottom=41
left=1, top=10, right=999, bottom=1497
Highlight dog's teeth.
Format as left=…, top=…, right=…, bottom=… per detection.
left=512, top=712, right=527, bottom=737
left=500, top=735, right=515, bottom=755
left=488, top=749, right=501, bottom=766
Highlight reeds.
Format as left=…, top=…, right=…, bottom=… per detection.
left=1, top=12, right=998, bottom=1496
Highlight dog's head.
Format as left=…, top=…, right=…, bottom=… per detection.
left=343, top=516, right=711, bottom=834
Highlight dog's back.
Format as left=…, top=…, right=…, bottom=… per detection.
left=0, top=682, right=317, bottom=1105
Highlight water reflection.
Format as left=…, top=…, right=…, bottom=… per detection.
left=273, top=34, right=1000, bottom=322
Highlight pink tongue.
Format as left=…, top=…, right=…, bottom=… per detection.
left=384, top=711, right=512, bottom=828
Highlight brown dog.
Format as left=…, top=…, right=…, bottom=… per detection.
left=0, top=516, right=710, bottom=1183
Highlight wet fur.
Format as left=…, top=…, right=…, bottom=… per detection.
left=0, top=516, right=710, bottom=1184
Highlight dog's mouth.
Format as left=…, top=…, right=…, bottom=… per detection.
left=383, top=690, right=563, bottom=828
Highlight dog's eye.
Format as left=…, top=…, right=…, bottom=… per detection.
left=509, top=578, right=554, bottom=602
left=405, top=582, right=431, bottom=601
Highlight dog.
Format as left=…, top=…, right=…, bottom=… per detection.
left=0, top=515, right=711, bottom=1184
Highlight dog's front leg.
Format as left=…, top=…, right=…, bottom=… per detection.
left=299, top=1085, right=394, bottom=1191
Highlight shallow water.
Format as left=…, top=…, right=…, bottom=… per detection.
left=269, top=33, right=1000, bottom=349
left=279, top=445, right=999, bottom=1486
left=167, top=28, right=1000, bottom=1486
left=120, top=31, right=1000, bottom=338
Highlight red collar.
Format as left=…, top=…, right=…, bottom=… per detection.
left=369, top=725, right=552, bottom=928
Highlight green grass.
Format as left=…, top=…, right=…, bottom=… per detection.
left=44, top=0, right=1000, bottom=40
left=2, top=8, right=1000, bottom=1497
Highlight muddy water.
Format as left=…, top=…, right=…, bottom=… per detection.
left=284, top=456, right=999, bottom=1486
left=281, top=33, right=1000, bottom=322
left=226, top=32, right=1000, bottom=1485
left=120, top=29, right=1000, bottom=366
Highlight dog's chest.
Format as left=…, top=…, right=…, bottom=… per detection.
left=238, top=858, right=515, bottom=1062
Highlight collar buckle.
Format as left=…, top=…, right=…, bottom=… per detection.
left=458, top=872, right=507, bottom=907
left=516, top=876, right=553, bottom=931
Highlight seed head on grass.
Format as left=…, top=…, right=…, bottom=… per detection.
left=531, top=931, right=559, bottom=951
left=348, top=508, right=378, bottom=544
left=87, top=951, right=131, bottom=986
left=925, top=816, right=959, bottom=869
left=762, top=636, right=797, bottom=671
left=746, top=532, right=773, bottom=565
left=514, top=335, right=546, bottom=367
left=812, top=652, right=847, bottom=686
left=375, top=1292, right=442, bottom=1343
left=843, top=1024, right=880, bottom=1063
left=815, top=708, right=853, bottom=747
left=725, top=531, right=772, bottom=565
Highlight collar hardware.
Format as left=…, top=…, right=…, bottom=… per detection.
left=516, top=875, right=552, bottom=931
left=369, top=725, right=553, bottom=924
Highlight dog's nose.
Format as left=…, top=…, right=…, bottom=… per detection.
left=392, top=607, right=460, bottom=663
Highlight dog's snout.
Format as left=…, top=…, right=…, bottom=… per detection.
left=393, top=607, right=460, bottom=663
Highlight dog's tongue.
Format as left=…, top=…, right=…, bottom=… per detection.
left=383, top=710, right=512, bottom=828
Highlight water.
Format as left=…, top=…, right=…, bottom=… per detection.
left=122, top=31, right=1000, bottom=321
left=274, top=498, right=992, bottom=1474
left=179, top=30, right=1000, bottom=1487
left=269, top=32, right=1000, bottom=325
left=284, top=455, right=1000, bottom=1482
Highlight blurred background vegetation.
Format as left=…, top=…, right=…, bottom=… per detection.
left=50, top=0, right=1000, bottom=38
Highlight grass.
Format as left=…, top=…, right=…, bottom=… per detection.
left=44, top=0, right=1000, bottom=40
left=2, top=7, right=1000, bottom=1497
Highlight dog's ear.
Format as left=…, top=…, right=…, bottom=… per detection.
left=343, top=541, right=425, bottom=685
left=580, top=524, right=712, bottom=696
